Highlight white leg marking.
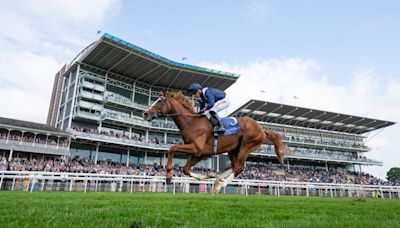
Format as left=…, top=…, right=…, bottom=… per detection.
left=190, top=172, right=209, bottom=180
left=220, top=173, right=235, bottom=189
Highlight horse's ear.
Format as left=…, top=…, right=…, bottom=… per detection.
left=160, top=91, right=166, bottom=97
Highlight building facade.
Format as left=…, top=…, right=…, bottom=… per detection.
left=46, top=33, right=395, bottom=173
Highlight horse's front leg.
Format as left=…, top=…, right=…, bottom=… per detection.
left=166, top=143, right=197, bottom=184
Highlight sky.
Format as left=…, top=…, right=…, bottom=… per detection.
left=0, top=0, right=399, bottom=179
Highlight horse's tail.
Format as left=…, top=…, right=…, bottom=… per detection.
left=264, top=129, right=291, bottom=163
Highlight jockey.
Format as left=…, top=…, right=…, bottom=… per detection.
left=187, top=82, right=230, bottom=133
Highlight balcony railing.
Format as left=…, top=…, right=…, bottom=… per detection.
left=282, top=137, right=370, bottom=152
left=75, top=111, right=101, bottom=121
left=80, top=78, right=105, bottom=92
left=0, top=139, right=69, bottom=156
left=101, top=112, right=178, bottom=131
left=255, top=145, right=382, bottom=165
left=72, top=131, right=170, bottom=150
left=79, top=91, right=103, bottom=101
left=104, top=92, right=148, bottom=110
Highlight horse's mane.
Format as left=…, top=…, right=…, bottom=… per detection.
left=169, top=91, right=196, bottom=113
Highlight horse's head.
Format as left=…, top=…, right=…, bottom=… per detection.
left=142, top=91, right=172, bottom=121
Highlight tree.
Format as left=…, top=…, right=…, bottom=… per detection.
left=386, top=167, right=400, bottom=182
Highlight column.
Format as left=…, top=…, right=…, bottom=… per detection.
left=132, top=82, right=136, bottom=102
left=148, top=87, right=152, bottom=106
left=60, top=72, right=72, bottom=129
left=6, top=129, right=10, bottom=144
left=287, top=159, right=290, bottom=171
left=56, top=136, right=60, bottom=149
left=144, top=151, right=147, bottom=164
left=94, top=142, right=100, bottom=164
left=68, top=64, right=80, bottom=129
left=163, top=153, right=166, bottom=168
left=19, top=131, right=24, bottom=145
left=126, top=149, right=130, bottom=167
left=32, top=133, right=37, bottom=147
left=45, top=134, right=49, bottom=148
left=98, top=121, right=102, bottom=132
left=8, top=145, right=14, bottom=162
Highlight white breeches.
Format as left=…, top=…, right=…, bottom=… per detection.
left=210, top=98, right=230, bottom=114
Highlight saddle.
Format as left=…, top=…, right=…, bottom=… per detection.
left=213, top=117, right=240, bottom=136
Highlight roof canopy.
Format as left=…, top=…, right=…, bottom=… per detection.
left=0, top=117, right=69, bottom=136
left=68, top=33, right=239, bottom=91
left=230, top=100, right=395, bottom=134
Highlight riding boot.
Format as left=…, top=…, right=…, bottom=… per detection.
left=210, top=111, right=225, bottom=133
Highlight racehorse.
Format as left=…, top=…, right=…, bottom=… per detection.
left=143, top=91, right=291, bottom=193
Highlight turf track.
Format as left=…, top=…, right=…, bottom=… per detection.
left=0, top=192, right=399, bottom=227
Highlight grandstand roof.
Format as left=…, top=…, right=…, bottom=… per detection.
left=230, top=100, right=396, bottom=134
left=0, top=117, right=70, bottom=136
left=67, top=33, right=239, bottom=91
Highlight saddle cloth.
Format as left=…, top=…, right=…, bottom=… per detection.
left=214, top=117, right=240, bottom=136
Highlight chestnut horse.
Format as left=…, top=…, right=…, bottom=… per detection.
left=143, top=91, right=291, bottom=193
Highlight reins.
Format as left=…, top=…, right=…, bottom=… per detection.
left=161, top=113, right=201, bottom=117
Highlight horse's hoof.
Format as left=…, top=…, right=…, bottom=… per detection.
left=213, top=183, right=222, bottom=194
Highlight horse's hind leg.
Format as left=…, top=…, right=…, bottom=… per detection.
left=183, top=155, right=215, bottom=180
left=213, top=151, right=238, bottom=194
left=213, top=168, right=234, bottom=194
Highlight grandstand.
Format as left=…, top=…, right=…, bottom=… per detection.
left=0, top=117, right=70, bottom=160
left=0, top=33, right=397, bottom=191
left=228, top=100, right=395, bottom=183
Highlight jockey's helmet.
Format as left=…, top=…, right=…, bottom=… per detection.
left=188, top=83, right=202, bottom=93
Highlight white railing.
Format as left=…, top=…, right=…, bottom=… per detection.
left=0, top=171, right=399, bottom=199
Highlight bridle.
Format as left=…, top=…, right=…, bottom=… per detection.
left=147, top=96, right=174, bottom=118
left=146, top=95, right=201, bottom=130
left=147, top=96, right=199, bottom=118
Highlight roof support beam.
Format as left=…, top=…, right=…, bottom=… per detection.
left=304, top=112, right=327, bottom=128
left=151, top=68, right=172, bottom=86
left=264, top=105, right=284, bottom=122
left=291, top=110, right=313, bottom=126
left=167, top=70, right=183, bottom=90
left=250, top=102, right=267, bottom=120
left=106, top=52, right=131, bottom=73
left=332, top=116, right=354, bottom=132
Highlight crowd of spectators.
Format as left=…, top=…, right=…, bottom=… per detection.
left=239, top=163, right=400, bottom=186
left=1, top=156, right=399, bottom=186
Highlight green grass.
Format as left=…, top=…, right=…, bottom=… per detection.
left=0, top=192, right=399, bottom=228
